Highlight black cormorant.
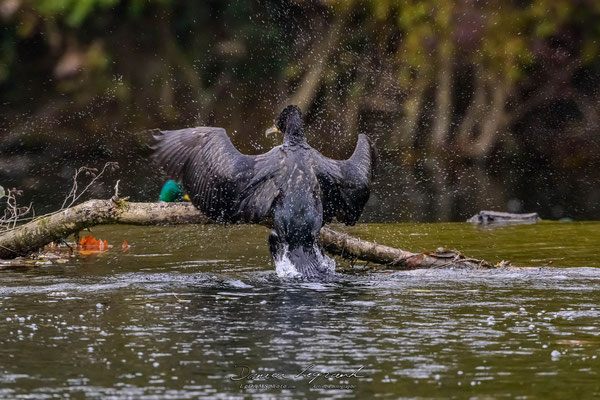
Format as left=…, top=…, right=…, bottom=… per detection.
left=152, top=105, right=376, bottom=278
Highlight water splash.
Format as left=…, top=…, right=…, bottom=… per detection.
left=274, top=244, right=301, bottom=278
left=274, top=244, right=335, bottom=279
left=315, top=244, right=336, bottom=274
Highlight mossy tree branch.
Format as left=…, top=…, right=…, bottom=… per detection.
left=0, top=200, right=498, bottom=270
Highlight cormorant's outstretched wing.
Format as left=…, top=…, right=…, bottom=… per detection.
left=152, top=127, right=285, bottom=223
left=311, top=134, right=376, bottom=225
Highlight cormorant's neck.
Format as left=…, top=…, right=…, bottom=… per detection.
left=283, top=117, right=305, bottom=146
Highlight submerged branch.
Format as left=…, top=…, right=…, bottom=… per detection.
left=0, top=200, right=498, bottom=270
left=320, top=227, right=495, bottom=270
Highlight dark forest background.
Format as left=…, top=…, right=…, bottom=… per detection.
left=1, top=0, right=600, bottom=221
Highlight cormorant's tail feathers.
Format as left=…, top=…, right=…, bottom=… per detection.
left=287, top=246, right=322, bottom=279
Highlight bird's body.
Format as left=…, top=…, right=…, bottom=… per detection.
left=268, top=143, right=328, bottom=277
left=152, top=105, right=375, bottom=279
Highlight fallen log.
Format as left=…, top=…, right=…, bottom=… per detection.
left=320, top=227, right=495, bottom=270
left=0, top=199, right=498, bottom=270
left=0, top=200, right=211, bottom=259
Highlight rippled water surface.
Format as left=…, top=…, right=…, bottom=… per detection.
left=1, top=222, right=599, bottom=399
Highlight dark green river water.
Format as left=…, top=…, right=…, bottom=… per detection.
left=1, top=221, right=599, bottom=398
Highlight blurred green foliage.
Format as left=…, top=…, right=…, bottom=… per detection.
left=35, top=0, right=118, bottom=26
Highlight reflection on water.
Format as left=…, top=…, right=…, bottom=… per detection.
left=1, top=222, right=599, bottom=398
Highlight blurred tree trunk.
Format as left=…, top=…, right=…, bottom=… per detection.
left=342, top=83, right=363, bottom=137
left=465, top=81, right=509, bottom=158
left=286, top=6, right=350, bottom=111
left=456, top=66, right=487, bottom=148
left=429, top=43, right=454, bottom=152
left=393, top=71, right=429, bottom=149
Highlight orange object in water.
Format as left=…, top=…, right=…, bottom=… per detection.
left=78, top=235, right=109, bottom=251
left=122, top=240, right=129, bottom=250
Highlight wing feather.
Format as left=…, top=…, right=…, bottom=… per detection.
left=152, top=127, right=284, bottom=223
left=311, top=134, right=376, bottom=225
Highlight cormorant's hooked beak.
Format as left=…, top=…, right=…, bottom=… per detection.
left=265, top=125, right=279, bottom=137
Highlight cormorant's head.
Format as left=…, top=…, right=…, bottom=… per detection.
left=275, top=105, right=302, bottom=133
left=265, top=105, right=303, bottom=140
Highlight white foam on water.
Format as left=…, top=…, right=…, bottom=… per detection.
left=274, top=245, right=301, bottom=278
left=314, top=244, right=336, bottom=274
left=227, top=280, right=253, bottom=289
left=274, top=244, right=335, bottom=278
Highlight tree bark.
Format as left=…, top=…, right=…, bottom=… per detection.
left=0, top=199, right=498, bottom=270
left=320, top=227, right=495, bottom=270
